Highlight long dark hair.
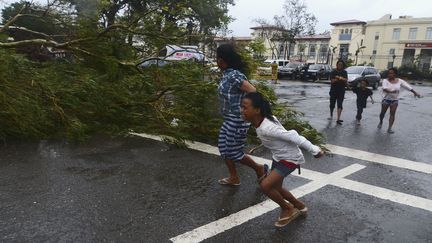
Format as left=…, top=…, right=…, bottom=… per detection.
left=216, top=43, right=246, bottom=74
left=243, top=92, right=275, bottom=122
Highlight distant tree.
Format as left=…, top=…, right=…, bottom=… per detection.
left=256, top=0, right=317, bottom=60
left=248, top=37, right=266, bottom=60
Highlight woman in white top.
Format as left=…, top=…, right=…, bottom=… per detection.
left=378, top=67, right=421, bottom=133
left=241, top=92, right=324, bottom=228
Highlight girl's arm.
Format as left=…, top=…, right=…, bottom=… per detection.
left=400, top=79, right=421, bottom=97
left=264, top=125, right=321, bottom=156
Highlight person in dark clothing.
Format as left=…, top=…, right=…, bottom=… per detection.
left=329, top=59, right=348, bottom=125
left=352, top=79, right=374, bottom=125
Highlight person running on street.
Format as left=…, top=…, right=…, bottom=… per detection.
left=352, top=79, right=374, bottom=125
left=329, top=60, right=348, bottom=125
left=378, top=67, right=421, bottom=133
left=216, top=43, right=266, bottom=186
left=241, top=92, right=324, bottom=227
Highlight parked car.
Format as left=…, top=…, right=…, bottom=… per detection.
left=304, top=64, right=332, bottom=81
left=346, top=66, right=381, bottom=90
left=297, top=63, right=315, bottom=80
left=278, top=62, right=303, bottom=79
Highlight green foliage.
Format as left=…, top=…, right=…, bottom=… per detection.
left=0, top=0, right=324, bottom=148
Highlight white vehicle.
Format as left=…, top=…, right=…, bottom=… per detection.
left=258, top=59, right=290, bottom=75
left=160, top=44, right=204, bottom=62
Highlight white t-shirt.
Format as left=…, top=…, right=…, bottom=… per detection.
left=381, top=78, right=413, bottom=100
left=255, top=116, right=321, bottom=165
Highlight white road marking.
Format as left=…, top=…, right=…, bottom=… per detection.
left=326, top=144, right=432, bottom=174
left=169, top=164, right=366, bottom=243
left=131, top=133, right=432, bottom=175
left=131, top=133, right=432, bottom=242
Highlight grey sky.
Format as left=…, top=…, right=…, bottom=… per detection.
left=228, top=0, right=432, bottom=36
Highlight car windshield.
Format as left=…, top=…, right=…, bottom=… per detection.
left=346, top=67, right=364, bottom=74
left=309, top=64, right=321, bottom=70
left=285, top=63, right=300, bottom=68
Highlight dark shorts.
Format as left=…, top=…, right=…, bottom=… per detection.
left=382, top=99, right=399, bottom=106
left=329, top=92, right=345, bottom=109
left=271, top=160, right=297, bottom=178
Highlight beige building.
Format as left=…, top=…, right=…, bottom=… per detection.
left=361, top=14, right=432, bottom=71
left=290, top=34, right=330, bottom=64
left=250, top=25, right=330, bottom=63
left=328, top=19, right=367, bottom=66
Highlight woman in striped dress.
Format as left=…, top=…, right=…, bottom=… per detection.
left=216, top=44, right=265, bottom=186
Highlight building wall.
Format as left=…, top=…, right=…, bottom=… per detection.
left=329, top=23, right=366, bottom=66
left=361, top=16, right=432, bottom=71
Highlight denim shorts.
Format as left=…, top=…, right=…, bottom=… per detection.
left=271, top=160, right=297, bottom=177
left=382, top=99, right=399, bottom=106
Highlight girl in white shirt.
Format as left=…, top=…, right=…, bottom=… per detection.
left=379, top=67, right=421, bottom=133
left=241, top=92, right=324, bottom=227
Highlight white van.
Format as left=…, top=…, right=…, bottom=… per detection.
left=159, top=44, right=204, bottom=62
left=258, top=59, right=290, bottom=75
left=264, top=59, right=290, bottom=68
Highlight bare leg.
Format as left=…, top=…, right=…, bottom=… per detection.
left=337, top=108, right=343, bottom=120
left=260, top=171, right=295, bottom=218
left=276, top=180, right=305, bottom=210
left=222, top=159, right=240, bottom=184
left=378, top=103, right=389, bottom=128
left=388, top=103, right=398, bottom=132
left=239, top=155, right=265, bottom=178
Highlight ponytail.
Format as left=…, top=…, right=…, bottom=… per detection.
left=243, top=92, right=275, bottom=122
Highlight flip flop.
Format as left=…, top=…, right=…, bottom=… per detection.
left=218, top=178, right=240, bottom=186
left=299, top=206, right=308, bottom=216
left=274, top=208, right=301, bottom=227
left=257, top=164, right=269, bottom=184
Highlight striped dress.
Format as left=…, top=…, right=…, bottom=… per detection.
left=217, top=68, right=250, bottom=162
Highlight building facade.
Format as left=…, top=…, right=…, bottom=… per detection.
left=361, top=14, right=432, bottom=72
left=328, top=19, right=367, bottom=66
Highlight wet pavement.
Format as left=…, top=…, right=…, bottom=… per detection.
left=1, top=80, right=432, bottom=242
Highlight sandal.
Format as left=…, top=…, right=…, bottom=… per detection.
left=218, top=177, right=240, bottom=186
left=274, top=208, right=301, bottom=227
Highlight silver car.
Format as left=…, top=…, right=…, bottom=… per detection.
left=346, top=66, right=381, bottom=90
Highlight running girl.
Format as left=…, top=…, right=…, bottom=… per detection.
left=241, top=92, right=324, bottom=227
left=378, top=67, right=421, bottom=133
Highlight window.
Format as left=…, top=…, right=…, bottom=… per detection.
left=408, top=28, right=417, bottom=40
left=345, top=28, right=349, bottom=34
left=426, top=27, right=432, bottom=39
left=375, top=32, right=380, bottom=40
left=309, top=44, right=316, bottom=58
left=350, top=29, right=353, bottom=34
left=392, top=28, right=401, bottom=40
left=372, top=50, right=377, bottom=55
left=389, top=48, right=395, bottom=55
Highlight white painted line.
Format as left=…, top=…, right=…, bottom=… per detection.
left=132, top=133, right=432, bottom=241
left=132, top=133, right=432, bottom=175
left=170, top=164, right=366, bottom=243
left=326, top=144, right=432, bottom=174
left=332, top=178, right=432, bottom=212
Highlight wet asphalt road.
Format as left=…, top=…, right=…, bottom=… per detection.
left=1, top=80, right=431, bottom=242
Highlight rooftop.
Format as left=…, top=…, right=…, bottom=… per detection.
left=330, top=19, right=367, bottom=26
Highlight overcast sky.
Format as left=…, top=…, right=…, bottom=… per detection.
left=1, top=0, right=431, bottom=35
left=228, top=0, right=432, bottom=36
